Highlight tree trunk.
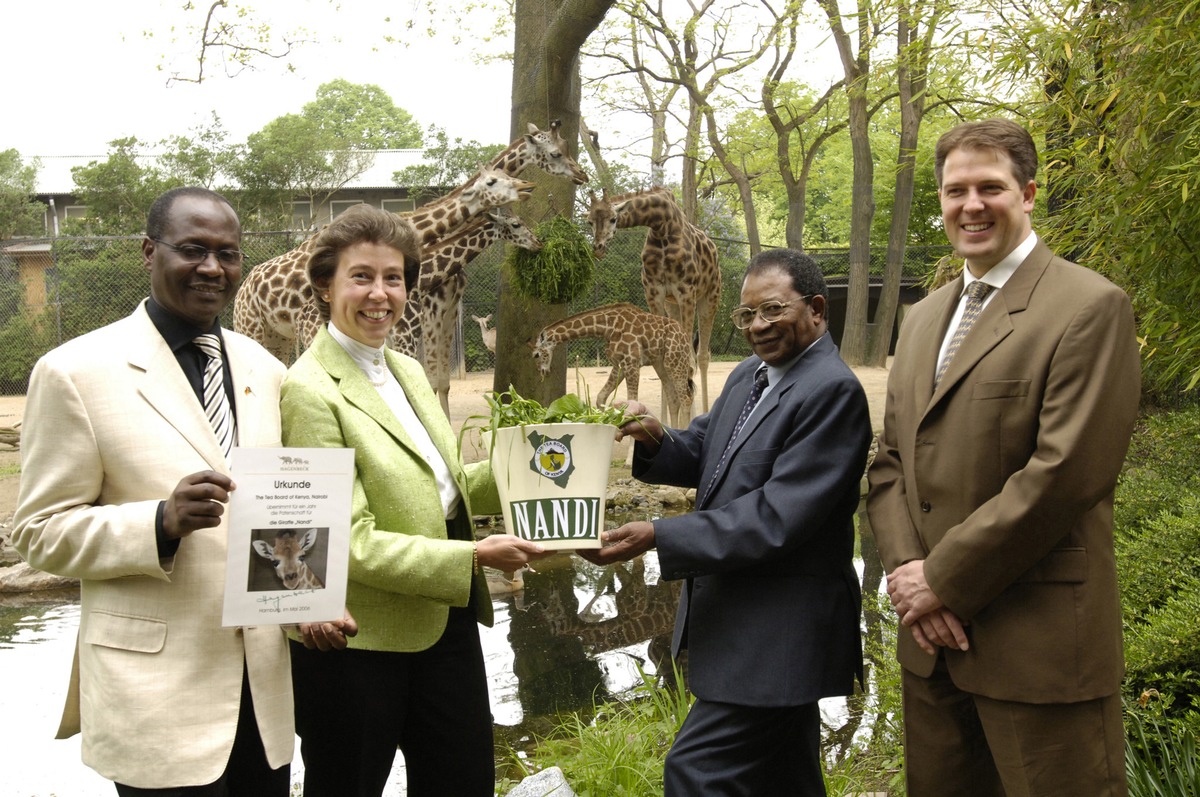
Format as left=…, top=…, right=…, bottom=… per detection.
left=820, top=0, right=873, bottom=364
left=496, top=0, right=615, bottom=404
left=840, top=85, right=874, bottom=364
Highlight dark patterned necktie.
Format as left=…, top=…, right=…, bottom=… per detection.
left=194, top=334, right=237, bottom=463
left=700, top=366, right=769, bottom=505
left=935, top=281, right=994, bottom=387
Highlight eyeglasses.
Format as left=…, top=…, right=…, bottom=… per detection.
left=730, top=297, right=811, bottom=329
left=151, top=238, right=244, bottom=267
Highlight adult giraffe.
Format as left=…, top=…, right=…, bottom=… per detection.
left=588, top=187, right=721, bottom=412
left=233, top=166, right=534, bottom=363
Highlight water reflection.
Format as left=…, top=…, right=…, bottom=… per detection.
left=0, top=550, right=683, bottom=796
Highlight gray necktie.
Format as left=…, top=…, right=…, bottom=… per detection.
left=935, top=281, right=994, bottom=387
left=700, top=366, right=769, bottom=505
left=194, top=334, right=237, bottom=463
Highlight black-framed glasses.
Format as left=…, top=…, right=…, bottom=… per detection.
left=151, top=238, right=244, bottom=267
left=730, top=296, right=811, bottom=329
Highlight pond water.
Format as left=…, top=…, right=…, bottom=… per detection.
left=0, top=550, right=681, bottom=797
left=1, top=507, right=877, bottom=796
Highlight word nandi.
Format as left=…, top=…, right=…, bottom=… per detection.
left=530, top=303, right=695, bottom=427
left=252, top=529, right=324, bottom=590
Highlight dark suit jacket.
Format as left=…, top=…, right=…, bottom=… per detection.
left=634, top=333, right=871, bottom=707
left=867, top=239, right=1141, bottom=703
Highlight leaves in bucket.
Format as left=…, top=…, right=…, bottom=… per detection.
left=458, top=385, right=641, bottom=454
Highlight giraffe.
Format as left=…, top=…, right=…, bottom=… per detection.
left=587, top=187, right=721, bottom=413
left=408, top=206, right=543, bottom=415
left=233, top=165, right=535, bottom=363
left=252, top=529, right=325, bottom=590
left=473, top=314, right=497, bottom=353
left=529, top=302, right=696, bottom=427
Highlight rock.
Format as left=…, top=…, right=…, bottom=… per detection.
left=508, top=766, right=576, bottom=797
left=653, top=486, right=690, bottom=507
left=0, top=562, right=78, bottom=593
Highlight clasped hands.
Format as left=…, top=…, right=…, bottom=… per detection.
left=887, top=560, right=970, bottom=656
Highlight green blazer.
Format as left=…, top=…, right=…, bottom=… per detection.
left=280, top=326, right=500, bottom=652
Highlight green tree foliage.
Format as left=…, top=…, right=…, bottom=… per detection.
left=393, top=126, right=505, bottom=201
left=1114, top=408, right=1200, bottom=725
left=158, top=119, right=236, bottom=188
left=68, top=137, right=168, bottom=235
left=0, top=150, right=44, bottom=239
left=301, top=78, right=424, bottom=149
left=1001, top=0, right=1200, bottom=400
left=231, top=79, right=419, bottom=228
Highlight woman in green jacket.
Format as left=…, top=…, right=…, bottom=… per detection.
left=280, top=204, right=548, bottom=797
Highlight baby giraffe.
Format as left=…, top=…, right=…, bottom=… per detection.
left=529, top=303, right=696, bottom=427
left=253, top=529, right=325, bottom=590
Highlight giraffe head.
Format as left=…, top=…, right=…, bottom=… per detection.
left=253, top=529, right=317, bottom=590
left=463, top=166, right=537, bottom=212
left=523, top=120, right=589, bottom=185
left=528, top=330, right=557, bottom=377
left=486, top=206, right=544, bottom=251
left=587, top=189, right=618, bottom=258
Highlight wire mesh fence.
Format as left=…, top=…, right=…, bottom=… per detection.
left=0, top=228, right=948, bottom=395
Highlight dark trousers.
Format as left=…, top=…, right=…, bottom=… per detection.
left=115, top=663, right=289, bottom=797
left=902, top=657, right=1127, bottom=796
left=664, top=697, right=825, bottom=796
left=291, top=605, right=495, bottom=797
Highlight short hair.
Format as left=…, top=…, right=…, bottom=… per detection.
left=935, top=118, right=1039, bottom=186
left=306, top=204, right=422, bottom=323
left=744, top=248, right=828, bottom=301
left=145, top=187, right=237, bottom=239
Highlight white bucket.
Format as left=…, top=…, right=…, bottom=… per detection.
left=489, top=422, right=617, bottom=550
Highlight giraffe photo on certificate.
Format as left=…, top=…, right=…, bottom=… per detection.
left=221, top=447, right=355, bottom=627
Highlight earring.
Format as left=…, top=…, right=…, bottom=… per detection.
left=322, top=293, right=330, bottom=302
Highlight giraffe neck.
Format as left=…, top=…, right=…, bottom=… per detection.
left=542, top=304, right=636, bottom=343
left=425, top=217, right=502, bottom=260
left=617, top=190, right=682, bottom=236
left=406, top=198, right=476, bottom=244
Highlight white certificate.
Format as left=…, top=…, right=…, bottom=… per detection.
left=222, top=447, right=355, bottom=627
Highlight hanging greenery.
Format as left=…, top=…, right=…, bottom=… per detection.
left=503, top=215, right=594, bottom=304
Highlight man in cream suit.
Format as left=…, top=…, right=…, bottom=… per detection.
left=14, top=188, right=306, bottom=795
left=868, top=119, right=1141, bottom=795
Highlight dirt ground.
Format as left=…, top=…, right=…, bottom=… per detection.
left=0, top=361, right=891, bottom=521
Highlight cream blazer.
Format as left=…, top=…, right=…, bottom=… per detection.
left=12, top=302, right=292, bottom=789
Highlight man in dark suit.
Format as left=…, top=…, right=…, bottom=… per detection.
left=867, top=118, right=1141, bottom=795
left=582, top=248, right=871, bottom=796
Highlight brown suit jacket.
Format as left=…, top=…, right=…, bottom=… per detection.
left=867, top=239, right=1140, bottom=703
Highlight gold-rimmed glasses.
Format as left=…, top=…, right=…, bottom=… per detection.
left=730, top=296, right=811, bottom=330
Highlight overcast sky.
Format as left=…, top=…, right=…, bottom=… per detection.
left=3, top=1, right=515, bottom=157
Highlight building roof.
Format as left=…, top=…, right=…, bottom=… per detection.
left=30, top=149, right=430, bottom=196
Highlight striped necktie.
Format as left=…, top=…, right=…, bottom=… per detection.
left=193, top=334, right=237, bottom=463
left=699, top=366, right=769, bottom=505
left=935, top=281, right=994, bottom=387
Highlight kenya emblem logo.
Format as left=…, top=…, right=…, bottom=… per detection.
left=527, top=430, right=575, bottom=488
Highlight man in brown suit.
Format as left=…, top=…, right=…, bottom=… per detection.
left=867, top=118, right=1140, bottom=795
